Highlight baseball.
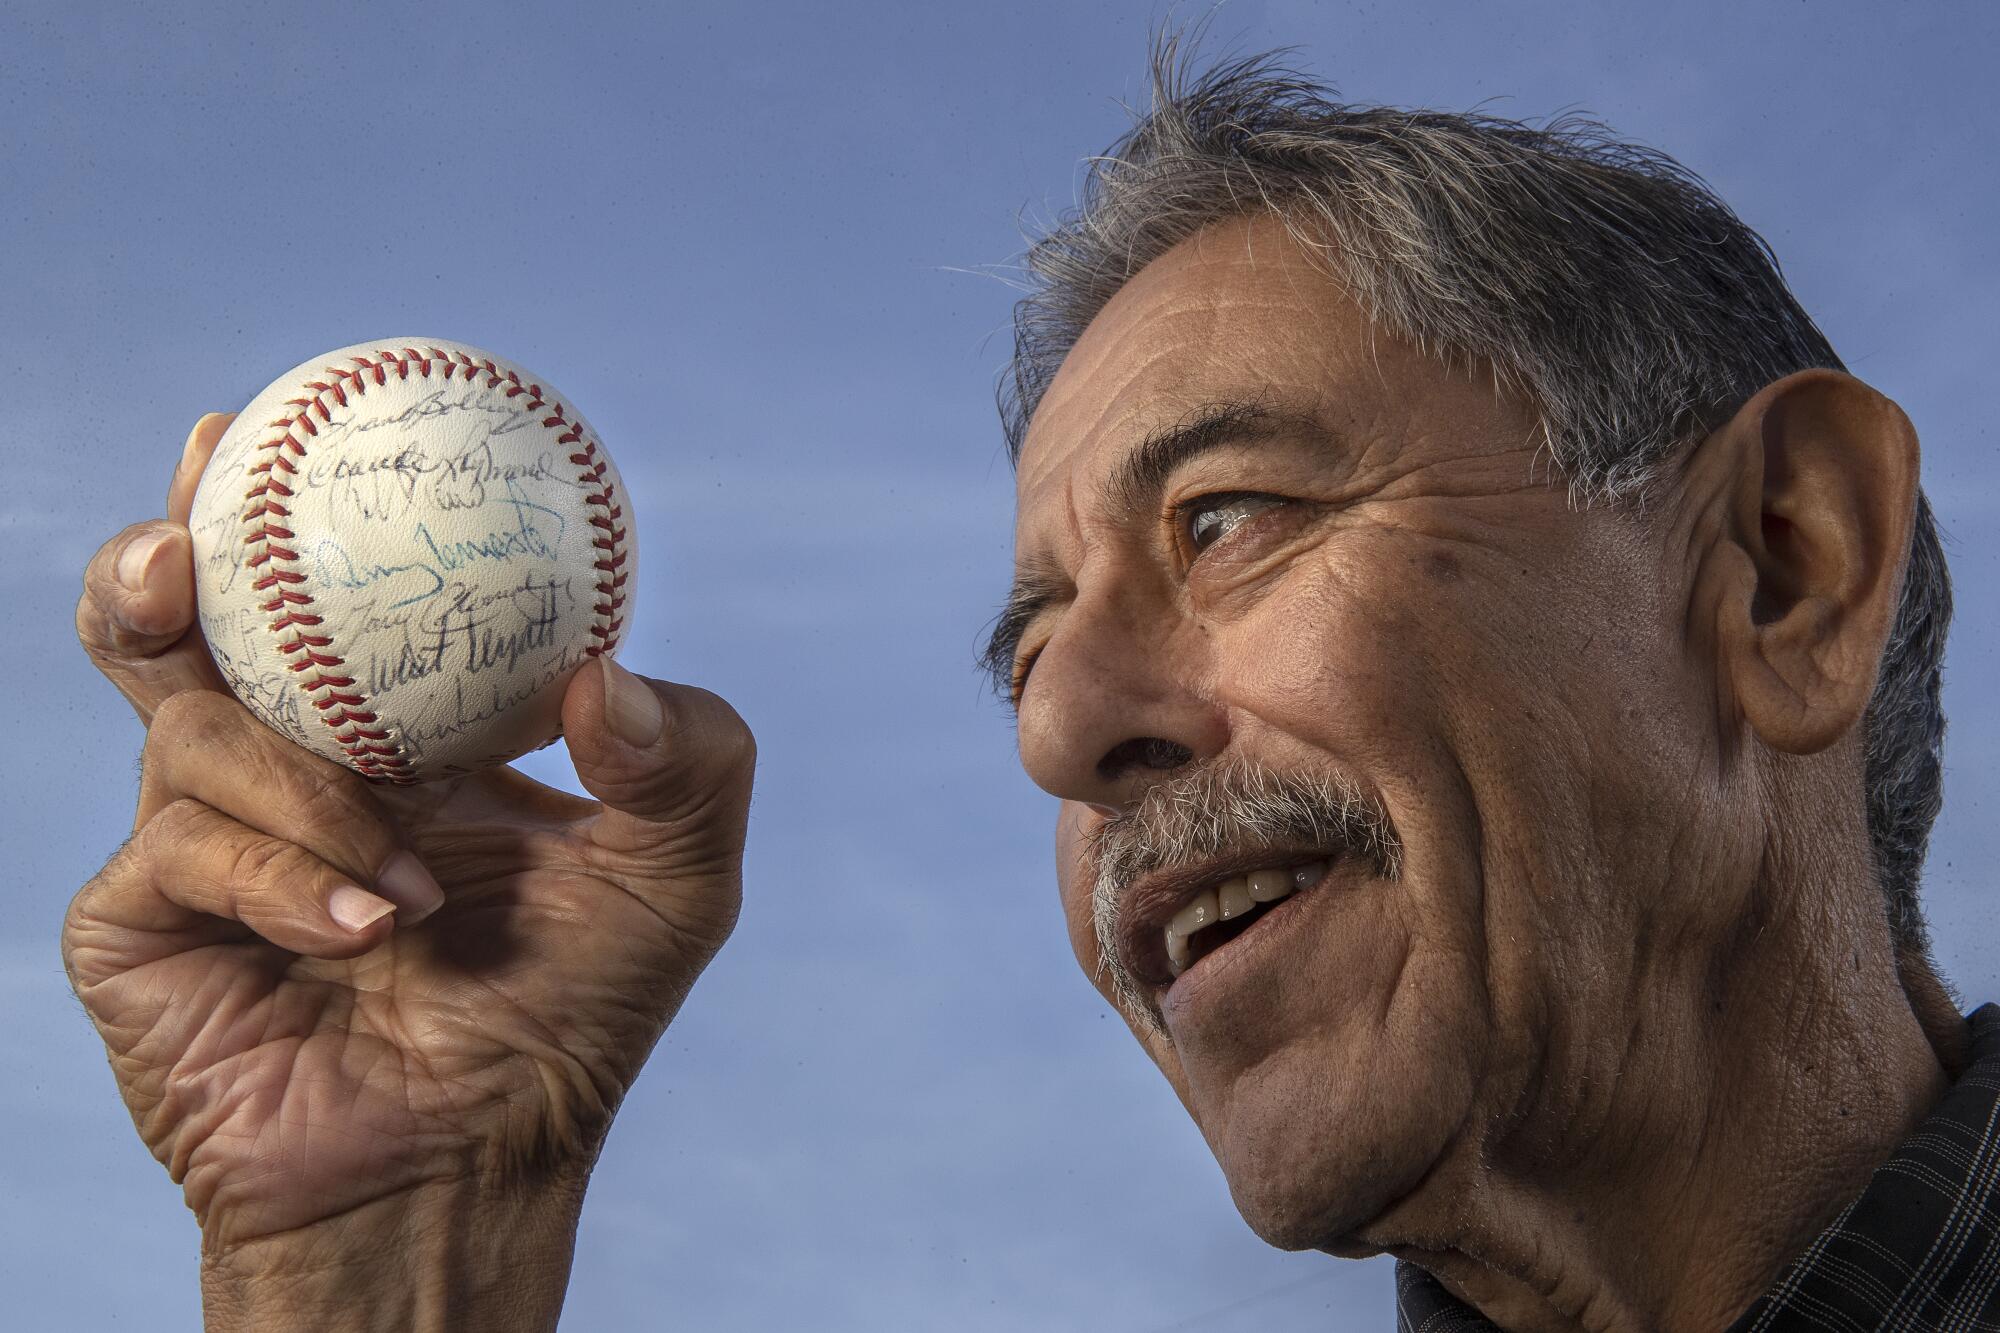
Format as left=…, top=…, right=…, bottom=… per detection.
left=188, top=339, right=635, bottom=783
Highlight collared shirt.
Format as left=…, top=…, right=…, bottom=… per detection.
left=1396, top=1005, right=2000, bottom=1332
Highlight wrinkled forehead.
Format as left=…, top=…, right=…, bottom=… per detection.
left=1012, top=214, right=1383, bottom=530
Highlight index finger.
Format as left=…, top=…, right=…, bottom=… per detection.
left=76, top=414, right=234, bottom=723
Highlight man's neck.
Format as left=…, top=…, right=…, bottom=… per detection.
left=1380, top=858, right=1953, bottom=1332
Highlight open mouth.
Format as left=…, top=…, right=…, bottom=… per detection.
left=1160, top=859, right=1330, bottom=979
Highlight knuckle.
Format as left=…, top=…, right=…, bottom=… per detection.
left=720, top=717, right=757, bottom=777
left=79, top=526, right=128, bottom=591
left=712, top=706, right=757, bottom=780
left=74, top=588, right=108, bottom=652
left=225, top=828, right=312, bottom=895
left=284, top=760, right=388, bottom=852
left=147, top=686, right=225, bottom=745
left=58, top=905, right=90, bottom=994
left=124, top=800, right=218, bottom=894
left=685, top=688, right=758, bottom=773
left=81, top=522, right=154, bottom=594
left=136, top=797, right=211, bottom=859
left=143, top=693, right=262, bottom=789
left=61, top=836, right=153, bottom=995
left=63, top=838, right=138, bottom=939
left=131, top=796, right=175, bottom=848
left=76, top=576, right=129, bottom=656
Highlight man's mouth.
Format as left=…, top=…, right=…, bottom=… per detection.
left=1164, top=860, right=1329, bottom=977
left=1085, top=760, right=1403, bottom=1032
left=1116, top=852, right=1340, bottom=994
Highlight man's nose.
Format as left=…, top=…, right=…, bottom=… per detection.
left=1015, top=584, right=1228, bottom=810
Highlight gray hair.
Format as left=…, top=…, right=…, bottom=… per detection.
left=1002, top=42, right=1952, bottom=969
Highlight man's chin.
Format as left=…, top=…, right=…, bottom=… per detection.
left=1214, top=1133, right=1438, bottom=1253
left=1183, top=1040, right=1473, bottom=1255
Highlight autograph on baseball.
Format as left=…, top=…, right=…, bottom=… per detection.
left=188, top=340, right=635, bottom=782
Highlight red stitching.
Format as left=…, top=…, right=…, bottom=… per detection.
left=235, top=346, right=631, bottom=782
left=563, top=439, right=628, bottom=660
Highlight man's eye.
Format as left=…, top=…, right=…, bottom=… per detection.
left=1181, top=493, right=1286, bottom=556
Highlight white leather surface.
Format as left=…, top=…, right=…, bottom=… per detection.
left=189, top=339, right=634, bottom=781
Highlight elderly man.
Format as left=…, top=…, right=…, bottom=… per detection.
left=65, top=50, right=1992, bottom=1331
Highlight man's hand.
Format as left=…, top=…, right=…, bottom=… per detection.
left=65, top=414, right=755, bottom=1330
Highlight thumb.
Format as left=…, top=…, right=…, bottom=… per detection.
left=564, top=656, right=756, bottom=882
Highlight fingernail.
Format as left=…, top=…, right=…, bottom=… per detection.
left=116, top=530, right=170, bottom=593
left=375, top=851, right=445, bottom=924
left=329, top=885, right=396, bottom=933
left=602, top=657, right=664, bottom=747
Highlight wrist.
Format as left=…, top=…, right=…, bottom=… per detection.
left=200, top=1173, right=588, bottom=1333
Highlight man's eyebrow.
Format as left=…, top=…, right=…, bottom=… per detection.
left=1106, top=400, right=1306, bottom=520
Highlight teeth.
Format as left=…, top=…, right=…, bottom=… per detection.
left=1162, top=860, right=1327, bottom=978
left=1217, top=877, right=1254, bottom=920
left=1247, top=868, right=1292, bottom=903
left=1163, top=889, right=1217, bottom=980
left=1170, top=889, right=1219, bottom=938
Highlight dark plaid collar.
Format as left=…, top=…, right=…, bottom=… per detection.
left=1395, top=1004, right=2000, bottom=1332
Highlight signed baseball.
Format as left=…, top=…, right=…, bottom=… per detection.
left=189, top=339, right=635, bottom=783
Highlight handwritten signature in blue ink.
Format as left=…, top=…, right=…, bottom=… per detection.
left=310, top=480, right=568, bottom=610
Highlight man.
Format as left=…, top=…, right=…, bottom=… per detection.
left=65, top=48, right=1993, bottom=1331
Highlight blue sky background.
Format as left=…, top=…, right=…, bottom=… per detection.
left=3, top=2, right=1996, bottom=1328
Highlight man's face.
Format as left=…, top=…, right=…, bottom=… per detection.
left=1004, top=215, right=1751, bottom=1250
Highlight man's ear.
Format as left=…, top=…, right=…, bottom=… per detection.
left=1697, top=369, right=1920, bottom=755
